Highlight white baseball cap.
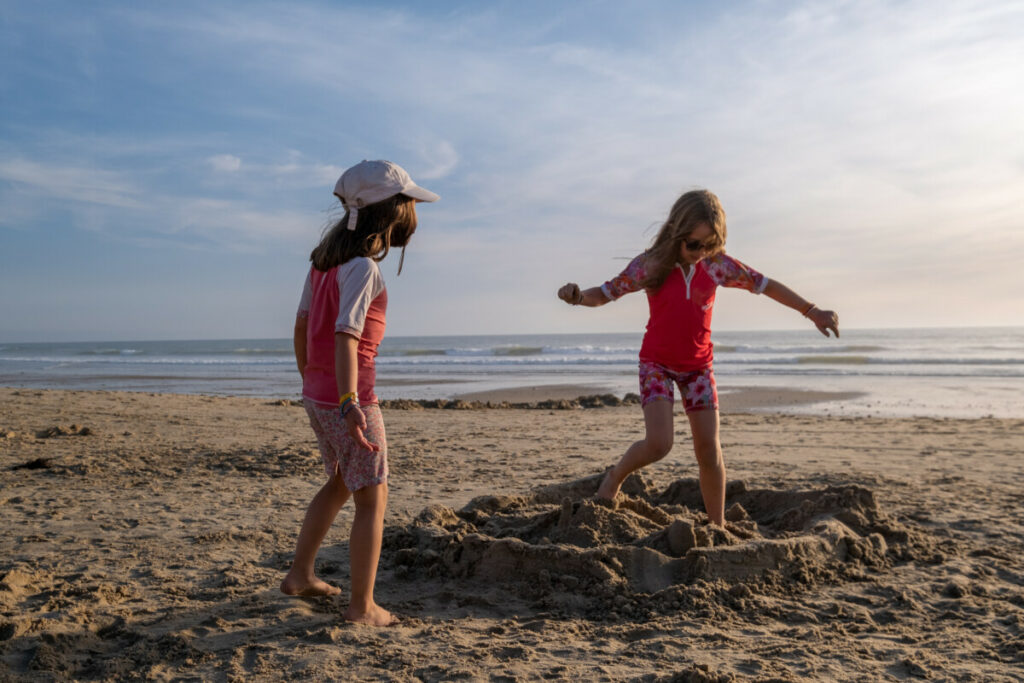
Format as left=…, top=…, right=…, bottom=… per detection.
left=333, top=160, right=440, bottom=230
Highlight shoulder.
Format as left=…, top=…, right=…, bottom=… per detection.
left=703, top=252, right=767, bottom=291
left=701, top=252, right=734, bottom=280
left=703, top=251, right=736, bottom=266
left=337, top=257, right=382, bottom=280
left=336, top=257, right=384, bottom=296
left=702, top=251, right=742, bottom=274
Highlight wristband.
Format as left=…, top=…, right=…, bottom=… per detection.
left=338, top=391, right=356, bottom=406
left=340, top=397, right=360, bottom=418
left=801, top=303, right=816, bottom=317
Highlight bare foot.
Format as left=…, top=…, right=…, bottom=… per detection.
left=343, top=604, right=399, bottom=627
left=280, top=573, right=342, bottom=597
left=594, top=469, right=620, bottom=501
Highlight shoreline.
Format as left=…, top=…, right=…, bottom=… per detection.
left=2, top=383, right=867, bottom=416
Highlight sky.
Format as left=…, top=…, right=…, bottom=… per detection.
left=1, top=0, right=1022, bottom=342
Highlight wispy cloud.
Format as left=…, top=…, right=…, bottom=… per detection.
left=265, top=153, right=342, bottom=188
left=0, top=158, right=144, bottom=209
left=0, top=154, right=321, bottom=248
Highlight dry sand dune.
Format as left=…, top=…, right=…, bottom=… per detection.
left=1, top=387, right=1022, bottom=681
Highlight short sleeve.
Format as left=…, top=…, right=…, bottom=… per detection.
left=296, top=268, right=312, bottom=318
left=600, top=254, right=648, bottom=301
left=704, top=253, right=767, bottom=293
left=335, top=258, right=385, bottom=336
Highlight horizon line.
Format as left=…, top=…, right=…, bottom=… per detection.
left=2, top=324, right=1021, bottom=346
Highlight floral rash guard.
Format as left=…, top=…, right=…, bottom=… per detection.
left=601, top=252, right=767, bottom=373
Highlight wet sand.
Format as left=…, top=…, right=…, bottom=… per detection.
left=1, top=387, right=1022, bottom=681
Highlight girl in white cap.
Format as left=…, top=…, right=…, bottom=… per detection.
left=558, top=189, right=838, bottom=527
left=281, top=160, right=438, bottom=627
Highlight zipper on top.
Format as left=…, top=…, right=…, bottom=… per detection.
left=676, top=264, right=696, bottom=299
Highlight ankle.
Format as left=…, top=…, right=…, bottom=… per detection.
left=285, top=565, right=315, bottom=580
left=347, top=595, right=375, bottom=613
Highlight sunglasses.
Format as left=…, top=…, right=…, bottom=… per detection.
left=683, top=237, right=718, bottom=252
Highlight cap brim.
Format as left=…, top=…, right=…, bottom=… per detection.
left=401, top=184, right=440, bottom=203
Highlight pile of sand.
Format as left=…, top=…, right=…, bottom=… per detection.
left=385, top=473, right=933, bottom=620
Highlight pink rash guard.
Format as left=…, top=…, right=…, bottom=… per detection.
left=601, top=252, right=767, bottom=373
left=297, top=257, right=387, bottom=406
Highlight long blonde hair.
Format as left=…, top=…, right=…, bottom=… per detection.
left=641, top=189, right=727, bottom=290
left=310, top=194, right=417, bottom=272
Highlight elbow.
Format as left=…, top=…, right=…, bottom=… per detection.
left=334, top=330, right=360, bottom=351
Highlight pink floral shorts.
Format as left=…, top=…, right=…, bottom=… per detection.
left=304, top=401, right=388, bottom=491
left=638, top=360, right=718, bottom=413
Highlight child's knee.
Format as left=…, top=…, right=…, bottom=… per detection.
left=693, top=444, right=722, bottom=468
left=644, top=434, right=673, bottom=460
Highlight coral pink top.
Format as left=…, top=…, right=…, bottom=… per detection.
left=602, top=252, right=767, bottom=372
left=297, top=258, right=386, bottom=406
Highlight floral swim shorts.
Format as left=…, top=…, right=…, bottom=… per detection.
left=304, top=401, right=388, bottom=491
left=638, top=360, right=718, bottom=413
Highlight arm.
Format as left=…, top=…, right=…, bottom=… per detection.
left=762, top=278, right=840, bottom=338
left=293, top=316, right=308, bottom=377
left=558, top=283, right=611, bottom=307
left=334, top=333, right=379, bottom=451
left=560, top=254, right=646, bottom=307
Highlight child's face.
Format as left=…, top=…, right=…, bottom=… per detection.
left=678, top=222, right=716, bottom=265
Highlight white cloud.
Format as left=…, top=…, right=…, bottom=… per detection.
left=207, top=154, right=242, bottom=172
left=413, top=140, right=459, bottom=181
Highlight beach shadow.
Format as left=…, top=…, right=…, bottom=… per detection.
left=0, top=579, right=417, bottom=680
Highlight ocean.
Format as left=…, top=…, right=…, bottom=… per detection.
left=0, top=327, right=1021, bottom=419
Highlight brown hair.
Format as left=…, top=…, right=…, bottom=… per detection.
left=641, top=189, right=727, bottom=290
left=310, top=194, right=417, bottom=272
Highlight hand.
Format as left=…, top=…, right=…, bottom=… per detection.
left=343, top=405, right=380, bottom=452
left=809, top=308, right=840, bottom=338
left=558, top=283, right=583, bottom=305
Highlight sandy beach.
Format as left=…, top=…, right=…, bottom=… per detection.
left=2, top=386, right=1022, bottom=681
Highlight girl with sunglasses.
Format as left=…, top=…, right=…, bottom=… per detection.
left=557, top=189, right=838, bottom=526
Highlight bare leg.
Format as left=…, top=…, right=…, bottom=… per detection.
left=281, top=475, right=350, bottom=596
left=596, top=400, right=674, bottom=500
left=342, top=482, right=396, bottom=626
left=688, top=408, right=725, bottom=526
